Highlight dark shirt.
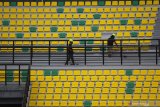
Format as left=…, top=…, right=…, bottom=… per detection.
left=107, top=38, right=115, bottom=46
left=68, top=43, right=73, bottom=53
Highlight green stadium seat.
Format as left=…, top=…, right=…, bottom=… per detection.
left=6, top=77, right=14, bottom=82
left=10, top=2, right=17, bottom=6
left=86, top=48, right=92, bottom=51
left=72, top=20, right=78, bottom=26
left=93, top=14, right=101, bottom=19
left=131, top=32, right=138, bottom=37
left=134, top=19, right=142, bottom=25
left=98, top=1, right=105, bottom=6
left=22, top=48, right=29, bottom=52
left=6, top=70, right=13, bottom=76
left=29, top=27, right=37, bottom=32
left=126, top=88, right=134, bottom=94
left=57, top=48, right=64, bottom=52
left=51, top=69, right=59, bottom=76
left=126, top=69, right=133, bottom=76
left=16, top=33, right=24, bottom=38
left=21, top=70, right=28, bottom=76
left=92, top=26, right=99, bottom=32
left=83, top=100, right=92, bottom=107
left=2, top=20, right=10, bottom=26
left=21, top=77, right=27, bottom=82
left=127, top=82, right=135, bottom=88
left=87, top=40, right=94, bottom=44
left=44, top=70, right=51, bottom=76
left=79, top=20, right=86, bottom=26
left=57, top=8, right=64, bottom=13
left=50, top=26, right=58, bottom=32
left=77, top=8, right=84, bottom=13
left=120, top=20, right=128, bottom=25
left=59, top=33, right=67, bottom=38
left=132, top=0, right=139, bottom=6
left=58, top=1, right=64, bottom=6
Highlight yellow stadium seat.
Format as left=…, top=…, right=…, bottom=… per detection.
left=66, top=14, right=72, bottom=19
left=101, top=14, right=107, bottom=19
left=146, top=32, right=152, bottom=37
left=148, top=25, right=154, bottom=30
left=65, top=1, right=71, bottom=6
left=31, top=2, right=36, bottom=6
left=18, top=2, right=23, bottom=6
left=150, top=13, right=156, bottom=17
left=38, top=2, right=43, bottom=6
left=153, top=0, right=159, bottom=5
left=59, top=14, right=65, bottom=19
left=105, top=1, right=111, bottom=5
left=72, top=1, right=77, bottom=6
left=24, top=2, right=30, bottom=6
left=92, top=1, right=97, bottom=6
left=139, top=0, right=145, bottom=5
left=115, top=13, right=121, bottom=18
left=78, top=1, right=84, bottom=6
left=126, top=26, right=132, bottom=31
left=147, top=0, right=152, bottom=5
left=143, top=13, right=149, bottom=17
left=119, top=1, right=124, bottom=5
left=145, top=7, right=151, bottom=11
left=45, top=2, right=50, bottom=6
left=108, top=13, right=114, bottom=18
left=152, top=7, right=158, bottom=12
left=122, top=13, right=128, bottom=18
left=128, top=13, right=135, bottom=18
left=138, top=32, right=145, bottom=37
left=149, top=19, right=155, bottom=24
left=133, top=26, right=139, bottom=30
left=126, top=1, right=131, bottom=5
left=51, top=2, right=57, bottom=6
left=97, top=8, right=103, bottom=13
left=51, top=20, right=57, bottom=25
left=112, top=1, right=118, bottom=5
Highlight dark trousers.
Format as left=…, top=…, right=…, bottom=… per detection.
left=65, top=52, right=74, bottom=65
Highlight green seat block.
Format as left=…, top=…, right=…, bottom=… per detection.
left=2, top=20, right=10, bottom=26
left=16, top=33, right=24, bottom=38
left=10, top=2, right=17, bottom=6
left=98, top=1, right=105, bottom=6
left=92, top=26, right=99, bottom=32
left=126, top=69, right=133, bottom=76
left=6, top=77, right=13, bottom=82
left=50, top=27, right=58, bottom=32
left=134, top=19, right=142, bottom=25
left=21, top=70, right=28, bottom=76
left=44, top=70, right=51, bottom=76
left=100, top=47, right=107, bottom=52
left=29, top=27, right=37, bottom=32
left=59, top=33, right=66, bottom=38
left=57, top=48, right=64, bottom=52
left=21, top=77, right=27, bottom=82
left=22, top=48, right=29, bottom=52
left=127, top=82, right=135, bottom=88
left=93, top=14, right=101, bottom=19
left=77, top=8, right=84, bottom=13
left=79, top=20, right=86, bottom=26
left=87, top=40, right=94, bottom=44
left=126, top=88, right=134, bottom=94
left=131, top=32, right=138, bottom=37
left=120, top=20, right=128, bottom=25
left=58, top=1, right=64, bottom=6
left=84, top=100, right=92, bottom=107
left=86, top=48, right=92, bottom=51
left=132, top=0, right=139, bottom=6
left=80, top=40, right=85, bottom=44
left=72, top=20, right=78, bottom=26
left=57, top=8, right=64, bottom=13
left=51, top=69, right=59, bottom=76
left=6, top=70, right=13, bottom=76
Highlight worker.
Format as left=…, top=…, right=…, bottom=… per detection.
left=65, top=39, right=75, bottom=65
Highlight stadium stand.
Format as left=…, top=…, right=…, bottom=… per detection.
left=27, top=69, right=160, bottom=107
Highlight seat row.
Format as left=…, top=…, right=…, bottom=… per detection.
left=28, top=100, right=160, bottom=107
left=0, top=7, right=158, bottom=13
left=1, top=13, right=157, bottom=19
left=2, top=19, right=155, bottom=26
left=1, top=1, right=159, bottom=7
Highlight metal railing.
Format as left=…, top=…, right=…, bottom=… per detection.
left=0, top=64, right=30, bottom=107
left=0, top=39, right=160, bottom=66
